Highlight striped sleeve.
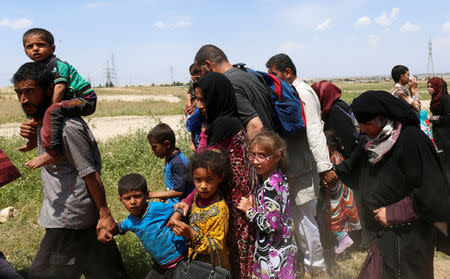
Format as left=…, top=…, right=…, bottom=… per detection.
left=55, top=60, right=69, bottom=84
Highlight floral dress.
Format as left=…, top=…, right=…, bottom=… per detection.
left=246, top=170, right=297, bottom=279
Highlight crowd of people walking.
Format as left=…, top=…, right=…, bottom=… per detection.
left=0, top=27, right=449, bottom=279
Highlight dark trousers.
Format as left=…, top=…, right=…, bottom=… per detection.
left=41, top=95, right=96, bottom=150
left=0, top=251, right=22, bottom=279
left=27, top=227, right=126, bottom=279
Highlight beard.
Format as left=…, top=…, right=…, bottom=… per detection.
left=22, top=96, right=51, bottom=120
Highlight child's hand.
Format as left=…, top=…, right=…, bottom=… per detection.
left=172, top=220, right=195, bottom=239
left=237, top=196, right=254, bottom=213
left=167, top=202, right=189, bottom=229
left=174, top=202, right=189, bottom=216
left=184, top=105, right=194, bottom=115
left=97, top=228, right=114, bottom=243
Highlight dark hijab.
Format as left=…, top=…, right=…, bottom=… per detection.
left=429, top=77, right=448, bottom=108
left=311, top=80, right=342, bottom=121
left=350, top=90, right=419, bottom=125
left=196, top=72, right=243, bottom=146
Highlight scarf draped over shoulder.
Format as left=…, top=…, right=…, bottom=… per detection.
left=351, top=91, right=418, bottom=164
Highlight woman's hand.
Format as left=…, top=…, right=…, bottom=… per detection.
left=172, top=220, right=195, bottom=239
left=373, top=207, right=389, bottom=227
left=237, top=196, right=254, bottom=213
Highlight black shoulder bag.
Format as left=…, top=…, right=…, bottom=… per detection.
left=173, top=237, right=232, bottom=279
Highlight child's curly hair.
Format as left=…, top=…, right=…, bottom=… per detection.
left=187, top=149, right=231, bottom=193
left=248, top=130, right=288, bottom=174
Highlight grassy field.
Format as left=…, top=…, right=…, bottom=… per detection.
left=0, top=82, right=432, bottom=124
left=0, top=127, right=192, bottom=278
left=0, top=86, right=188, bottom=124
left=0, top=83, right=448, bottom=278
left=2, top=129, right=449, bottom=278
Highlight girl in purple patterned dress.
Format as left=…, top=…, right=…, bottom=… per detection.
left=237, top=130, right=297, bottom=279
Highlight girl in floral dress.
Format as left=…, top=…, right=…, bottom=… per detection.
left=237, top=130, right=297, bottom=279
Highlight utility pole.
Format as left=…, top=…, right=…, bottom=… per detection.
left=104, top=54, right=118, bottom=87
left=427, top=39, right=435, bottom=77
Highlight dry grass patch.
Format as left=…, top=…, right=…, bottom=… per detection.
left=95, top=85, right=188, bottom=99
left=0, top=86, right=187, bottom=124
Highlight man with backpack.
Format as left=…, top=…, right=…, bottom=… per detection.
left=266, top=53, right=338, bottom=276
left=194, top=44, right=276, bottom=139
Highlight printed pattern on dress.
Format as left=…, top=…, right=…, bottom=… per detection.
left=189, top=193, right=231, bottom=271
left=226, top=130, right=257, bottom=279
left=247, top=170, right=297, bottom=279
left=324, top=154, right=361, bottom=232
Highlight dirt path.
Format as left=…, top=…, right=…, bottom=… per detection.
left=0, top=94, right=181, bottom=103
left=0, top=115, right=185, bottom=141
left=98, top=94, right=181, bottom=103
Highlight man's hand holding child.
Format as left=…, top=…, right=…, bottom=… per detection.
left=97, top=228, right=114, bottom=243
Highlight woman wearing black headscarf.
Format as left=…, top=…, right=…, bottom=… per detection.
left=428, top=77, right=450, bottom=181
left=194, top=71, right=243, bottom=151
left=335, top=91, right=450, bottom=279
left=173, top=72, right=257, bottom=279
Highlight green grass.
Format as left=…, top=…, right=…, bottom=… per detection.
left=0, top=82, right=436, bottom=125
left=1, top=82, right=449, bottom=278
left=95, top=86, right=187, bottom=98
left=2, top=130, right=449, bottom=278
left=0, top=127, right=192, bottom=277
left=335, top=81, right=431, bottom=104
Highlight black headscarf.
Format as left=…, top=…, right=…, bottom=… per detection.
left=196, top=72, right=243, bottom=146
left=350, top=90, right=419, bottom=125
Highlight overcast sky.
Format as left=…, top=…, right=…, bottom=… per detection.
left=1, top=0, right=449, bottom=86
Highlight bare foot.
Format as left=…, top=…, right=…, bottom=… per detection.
left=25, top=150, right=60, bottom=169
left=18, top=139, right=37, bottom=152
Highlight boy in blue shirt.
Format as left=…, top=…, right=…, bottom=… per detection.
left=98, top=173, right=187, bottom=278
left=147, top=123, right=194, bottom=203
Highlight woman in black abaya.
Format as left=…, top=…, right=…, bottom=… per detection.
left=335, top=90, right=450, bottom=279
left=428, top=77, right=450, bottom=182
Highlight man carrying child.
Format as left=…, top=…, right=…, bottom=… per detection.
left=13, top=62, right=126, bottom=279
